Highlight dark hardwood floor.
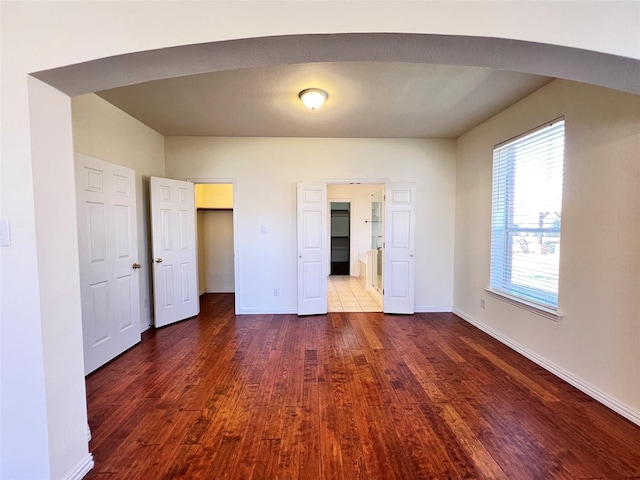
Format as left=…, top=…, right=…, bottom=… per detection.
left=85, top=294, right=640, bottom=479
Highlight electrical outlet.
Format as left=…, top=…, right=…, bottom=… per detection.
left=273, top=288, right=279, bottom=296
left=480, top=298, right=486, bottom=309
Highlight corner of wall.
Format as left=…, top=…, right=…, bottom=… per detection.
left=453, top=307, right=640, bottom=426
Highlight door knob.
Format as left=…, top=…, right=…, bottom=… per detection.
left=155, top=258, right=163, bottom=263
left=132, top=263, right=142, bottom=269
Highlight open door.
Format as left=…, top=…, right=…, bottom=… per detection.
left=383, top=183, right=416, bottom=314
left=297, top=183, right=328, bottom=315
left=150, top=177, right=199, bottom=328
left=75, top=154, right=141, bottom=374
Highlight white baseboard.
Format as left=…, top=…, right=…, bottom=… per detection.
left=236, top=306, right=454, bottom=315
left=453, top=308, right=640, bottom=427
left=415, top=305, right=453, bottom=313
left=64, top=453, right=94, bottom=480
left=237, top=307, right=298, bottom=315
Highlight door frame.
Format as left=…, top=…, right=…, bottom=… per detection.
left=324, top=179, right=389, bottom=310
left=187, top=178, right=240, bottom=315
left=328, top=198, right=353, bottom=276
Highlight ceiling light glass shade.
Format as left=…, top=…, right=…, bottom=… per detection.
left=299, top=88, right=328, bottom=110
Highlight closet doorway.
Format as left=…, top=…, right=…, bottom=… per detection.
left=330, top=202, right=351, bottom=275
left=193, top=181, right=240, bottom=313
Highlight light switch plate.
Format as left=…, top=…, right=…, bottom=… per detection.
left=0, top=219, right=11, bottom=246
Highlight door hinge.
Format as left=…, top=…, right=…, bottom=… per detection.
left=383, top=289, right=385, bottom=294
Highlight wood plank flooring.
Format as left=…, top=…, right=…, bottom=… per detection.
left=85, top=294, right=640, bottom=479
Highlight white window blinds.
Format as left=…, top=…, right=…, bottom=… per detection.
left=490, top=119, right=565, bottom=309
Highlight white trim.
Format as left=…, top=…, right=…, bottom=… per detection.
left=327, top=197, right=355, bottom=276
left=238, top=307, right=299, bottom=315
left=186, top=178, right=240, bottom=315
left=369, top=286, right=383, bottom=305
left=87, top=424, right=91, bottom=442
left=64, top=453, right=94, bottom=480
left=415, top=305, right=453, bottom=313
left=453, top=308, right=640, bottom=427
left=485, top=288, right=562, bottom=321
left=321, top=178, right=390, bottom=185
left=186, top=177, right=236, bottom=184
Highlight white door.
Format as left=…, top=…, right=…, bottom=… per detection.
left=150, top=177, right=200, bottom=328
left=297, top=183, right=328, bottom=315
left=75, top=154, right=141, bottom=374
left=383, top=183, right=416, bottom=314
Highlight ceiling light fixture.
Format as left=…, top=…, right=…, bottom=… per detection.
left=299, top=88, right=328, bottom=110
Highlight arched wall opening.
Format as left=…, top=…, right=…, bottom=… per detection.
left=14, top=27, right=639, bottom=479
left=33, top=33, right=640, bottom=96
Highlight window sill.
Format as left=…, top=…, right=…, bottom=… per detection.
left=485, top=288, right=563, bottom=321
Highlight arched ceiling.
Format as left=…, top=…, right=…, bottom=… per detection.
left=32, top=33, right=640, bottom=138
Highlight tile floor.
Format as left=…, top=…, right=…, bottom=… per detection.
left=327, top=275, right=382, bottom=312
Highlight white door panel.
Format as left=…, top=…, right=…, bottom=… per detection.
left=75, top=154, right=141, bottom=374
left=383, top=183, right=416, bottom=314
left=297, top=183, right=327, bottom=315
left=150, top=177, right=199, bottom=327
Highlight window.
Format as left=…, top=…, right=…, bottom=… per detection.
left=490, top=119, right=565, bottom=310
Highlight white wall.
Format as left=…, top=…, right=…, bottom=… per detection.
left=328, top=184, right=382, bottom=276
left=72, top=94, right=166, bottom=330
left=28, top=78, right=83, bottom=480
left=454, top=79, right=640, bottom=423
left=197, top=212, right=207, bottom=295
left=198, top=210, right=235, bottom=293
left=2, top=2, right=639, bottom=478
left=165, top=137, right=456, bottom=313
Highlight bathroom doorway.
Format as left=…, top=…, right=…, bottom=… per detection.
left=326, top=184, right=383, bottom=312
left=370, top=189, right=383, bottom=297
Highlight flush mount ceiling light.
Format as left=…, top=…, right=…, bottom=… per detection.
left=299, top=88, right=328, bottom=110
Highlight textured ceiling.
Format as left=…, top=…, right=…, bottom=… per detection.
left=97, top=62, right=552, bottom=138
